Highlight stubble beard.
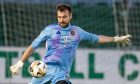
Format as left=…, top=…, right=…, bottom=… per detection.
left=59, top=22, right=69, bottom=28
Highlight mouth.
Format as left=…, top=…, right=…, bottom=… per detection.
left=59, top=23, right=66, bottom=25
left=59, top=23, right=68, bottom=28
left=60, top=22, right=66, bottom=24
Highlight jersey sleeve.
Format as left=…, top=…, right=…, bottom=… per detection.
left=77, top=27, right=99, bottom=43
left=31, top=26, right=51, bottom=49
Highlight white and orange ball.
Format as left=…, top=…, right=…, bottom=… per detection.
left=29, top=60, right=47, bottom=78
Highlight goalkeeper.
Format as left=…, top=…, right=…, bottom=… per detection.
left=10, top=4, right=132, bottom=84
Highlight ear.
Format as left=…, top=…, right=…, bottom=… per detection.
left=70, top=13, right=72, bottom=19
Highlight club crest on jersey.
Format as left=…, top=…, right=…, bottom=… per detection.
left=70, top=30, right=75, bottom=36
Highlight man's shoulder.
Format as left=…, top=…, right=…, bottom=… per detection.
left=43, top=23, right=58, bottom=30
left=47, top=23, right=58, bottom=28
left=71, top=24, right=82, bottom=31
left=71, top=24, right=80, bottom=28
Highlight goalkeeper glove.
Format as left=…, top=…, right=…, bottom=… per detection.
left=113, top=35, right=132, bottom=46
left=10, top=60, right=24, bottom=76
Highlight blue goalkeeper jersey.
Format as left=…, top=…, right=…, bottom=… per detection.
left=31, top=23, right=99, bottom=73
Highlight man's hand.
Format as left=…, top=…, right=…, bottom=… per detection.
left=10, top=60, right=24, bottom=76
left=113, top=35, right=132, bottom=46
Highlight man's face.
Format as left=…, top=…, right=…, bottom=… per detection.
left=57, top=10, right=72, bottom=28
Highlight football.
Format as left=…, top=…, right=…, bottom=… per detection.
left=29, top=60, right=47, bottom=78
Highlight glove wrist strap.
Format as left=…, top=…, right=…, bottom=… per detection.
left=17, top=60, right=24, bottom=67
left=113, top=37, right=118, bottom=42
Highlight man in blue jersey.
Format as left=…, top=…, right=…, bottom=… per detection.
left=10, top=4, right=132, bottom=84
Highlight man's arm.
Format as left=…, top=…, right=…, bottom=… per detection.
left=10, top=26, right=51, bottom=77
left=98, top=35, right=132, bottom=46
left=98, top=35, right=114, bottom=43
left=20, top=45, right=34, bottom=62
left=77, top=27, right=132, bottom=45
left=10, top=45, right=34, bottom=76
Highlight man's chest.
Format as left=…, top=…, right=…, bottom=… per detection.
left=50, top=29, right=80, bottom=44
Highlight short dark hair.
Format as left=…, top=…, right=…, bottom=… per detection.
left=56, top=4, right=72, bottom=13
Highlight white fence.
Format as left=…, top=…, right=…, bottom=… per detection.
left=0, top=47, right=140, bottom=84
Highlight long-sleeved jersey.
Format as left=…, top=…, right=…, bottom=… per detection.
left=31, top=23, right=99, bottom=73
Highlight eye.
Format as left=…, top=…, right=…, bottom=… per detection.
left=63, top=16, right=67, bottom=18
left=58, top=16, right=61, bottom=18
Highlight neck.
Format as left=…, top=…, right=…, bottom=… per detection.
left=58, top=23, right=70, bottom=28
left=62, top=24, right=69, bottom=28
